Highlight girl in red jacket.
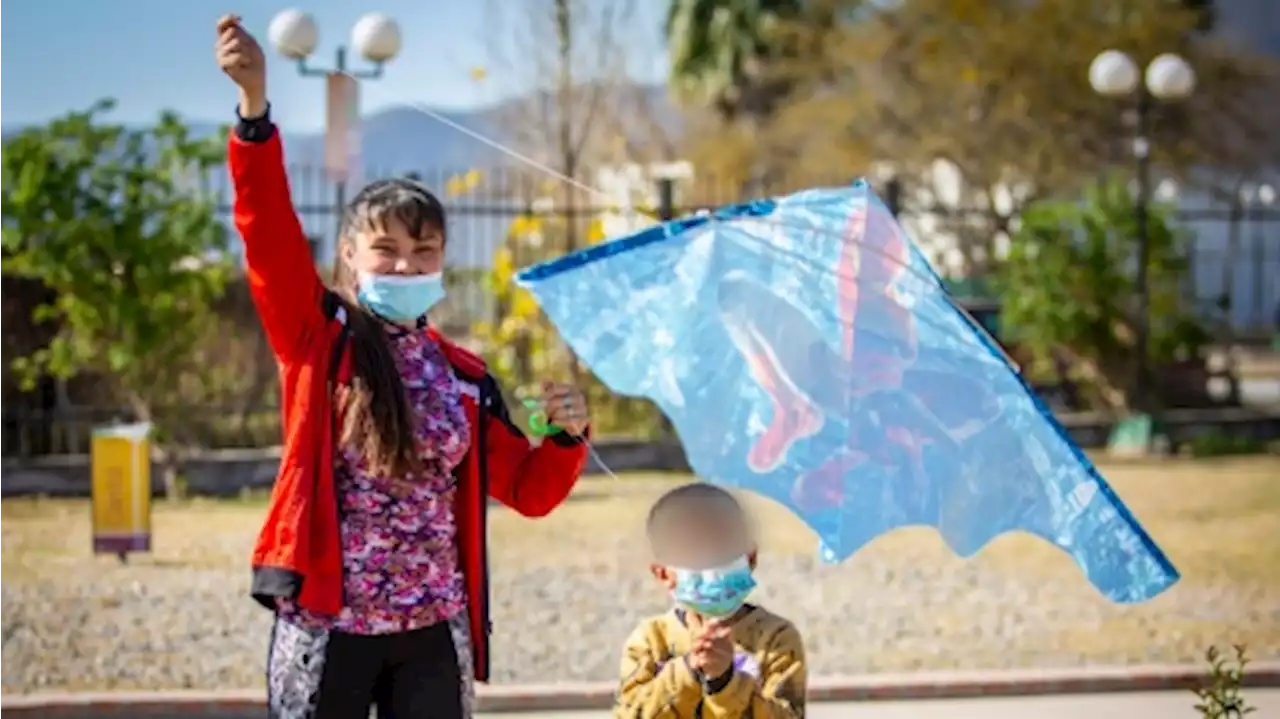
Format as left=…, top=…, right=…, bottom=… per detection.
left=216, top=16, right=590, bottom=719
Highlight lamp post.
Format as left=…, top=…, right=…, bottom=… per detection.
left=1088, top=50, right=1195, bottom=420
left=267, top=9, right=403, bottom=257
left=651, top=161, right=694, bottom=221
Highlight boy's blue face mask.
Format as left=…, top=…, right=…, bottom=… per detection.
left=357, top=271, right=446, bottom=322
left=671, top=555, right=757, bottom=618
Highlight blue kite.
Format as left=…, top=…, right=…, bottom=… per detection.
left=515, top=181, right=1178, bottom=603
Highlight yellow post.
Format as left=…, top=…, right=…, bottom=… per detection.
left=90, top=422, right=153, bottom=562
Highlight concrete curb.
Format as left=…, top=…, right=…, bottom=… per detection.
left=3, top=663, right=1278, bottom=715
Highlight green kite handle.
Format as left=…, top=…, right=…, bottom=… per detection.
left=522, top=398, right=565, bottom=437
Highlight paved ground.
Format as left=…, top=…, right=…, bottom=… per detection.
left=485, top=689, right=1280, bottom=718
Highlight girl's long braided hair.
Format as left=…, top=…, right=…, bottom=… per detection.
left=329, top=178, right=447, bottom=477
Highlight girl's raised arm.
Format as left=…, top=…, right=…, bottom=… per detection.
left=218, top=14, right=325, bottom=360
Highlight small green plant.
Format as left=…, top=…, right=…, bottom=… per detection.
left=1181, top=433, right=1271, bottom=458
left=1193, top=645, right=1254, bottom=718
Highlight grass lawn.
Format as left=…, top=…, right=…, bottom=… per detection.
left=4, top=456, right=1278, bottom=591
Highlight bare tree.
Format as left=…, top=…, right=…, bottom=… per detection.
left=479, top=0, right=667, bottom=218
left=477, top=0, right=675, bottom=385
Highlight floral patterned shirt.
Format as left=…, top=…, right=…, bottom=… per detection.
left=280, top=323, right=472, bottom=635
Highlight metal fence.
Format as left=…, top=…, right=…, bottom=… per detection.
left=1, top=405, right=281, bottom=459
left=205, top=164, right=1280, bottom=337
left=4, top=165, right=1278, bottom=460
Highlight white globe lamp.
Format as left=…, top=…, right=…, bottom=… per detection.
left=268, top=9, right=320, bottom=60
left=1155, top=178, right=1180, bottom=203
left=1258, top=184, right=1276, bottom=206
left=1089, top=50, right=1139, bottom=97
left=352, top=13, right=402, bottom=64
left=1145, top=53, right=1196, bottom=100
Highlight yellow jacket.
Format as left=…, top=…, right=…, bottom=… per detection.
left=613, top=605, right=807, bottom=718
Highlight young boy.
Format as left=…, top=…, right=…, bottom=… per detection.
left=614, top=483, right=807, bottom=718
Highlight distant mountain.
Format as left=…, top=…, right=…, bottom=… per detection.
left=279, top=83, right=680, bottom=178
left=2, top=84, right=679, bottom=175
left=268, top=84, right=681, bottom=267
left=282, top=105, right=508, bottom=177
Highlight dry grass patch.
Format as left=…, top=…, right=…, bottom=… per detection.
left=4, top=457, right=1278, bottom=593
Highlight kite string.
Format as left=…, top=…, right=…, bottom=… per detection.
left=406, top=103, right=640, bottom=212
left=582, top=438, right=622, bottom=481
left=399, top=104, right=642, bottom=480
left=520, top=396, right=622, bottom=480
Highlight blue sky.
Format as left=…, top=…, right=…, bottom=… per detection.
left=1, top=0, right=670, bottom=131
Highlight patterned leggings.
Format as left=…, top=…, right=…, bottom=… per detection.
left=266, top=614, right=475, bottom=718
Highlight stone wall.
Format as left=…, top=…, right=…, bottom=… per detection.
left=3, top=408, right=1276, bottom=498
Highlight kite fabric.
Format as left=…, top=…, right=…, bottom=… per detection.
left=515, top=181, right=1178, bottom=603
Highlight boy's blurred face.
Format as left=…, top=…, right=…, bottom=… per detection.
left=649, top=499, right=757, bottom=591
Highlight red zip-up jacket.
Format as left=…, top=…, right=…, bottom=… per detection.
left=229, top=125, right=588, bottom=682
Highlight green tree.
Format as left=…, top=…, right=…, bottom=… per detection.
left=481, top=0, right=646, bottom=387
left=666, top=0, right=804, bottom=124
left=997, top=176, right=1210, bottom=411
left=753, top=0, right=1276, bottom=251
left=470, top=217, right=561, bottom=396
left=1180, top=0, right=1216, bottom=31
left=1, top=99, right=231, bottom=496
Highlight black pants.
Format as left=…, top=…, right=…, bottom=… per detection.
left=267, top=617, right=471, bottom=718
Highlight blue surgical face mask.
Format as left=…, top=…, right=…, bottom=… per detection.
left=356, top=271, right=446, bottom=322
left=670, top=555, right=757, bottom=618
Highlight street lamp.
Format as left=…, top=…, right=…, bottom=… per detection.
left=267, top=9, right=402, bottom=256
left=1088, top=50, right=1196, bottom=419
left=268, top=9, right=402, bottom=78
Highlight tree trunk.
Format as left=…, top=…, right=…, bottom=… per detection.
left=554, top=0, right=585, bottom=390
left=1219, top=201, right=1241, bottom=316
left=1055, top=347, right=1129, bottom=413
left=126, top=392, right=183, bottom=501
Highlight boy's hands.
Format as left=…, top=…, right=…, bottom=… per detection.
left=215, top=15, right=268, bottom=118
left=686, top=614, right=734, bottom=680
